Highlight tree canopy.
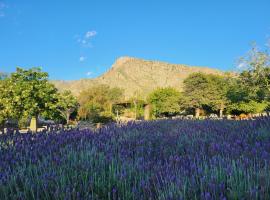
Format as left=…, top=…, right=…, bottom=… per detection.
left=238, top=44, right=270, bottom=101
left=183, top=73, right=223, bottom=117
left=0, top=68, right=60, bottom=129
left=0, top=77, right=10, bottom=129
left=78, top=84, right=124, bottom=123
left=56, top=90, right=79, bottom=124
left=226, top=44, right=270, bottom=114
left=148, top=87, right=181, bottom=118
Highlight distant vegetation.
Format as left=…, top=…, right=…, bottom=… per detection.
left=0, top=43, right=269, bottom=129
left=148, top=44, right=270, bottom=118
left=77, top=84, right=123, bottom=123
left=148, top=87, right=182, bottom=118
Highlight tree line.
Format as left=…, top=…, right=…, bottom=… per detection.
left=0, top=44, right=269, bottom=130
left=149, top=44, right=270, bottom=118
left=0, top=69, right=125, bottom=130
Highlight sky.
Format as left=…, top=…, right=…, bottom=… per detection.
left=0, top=0, right=270, bottom=80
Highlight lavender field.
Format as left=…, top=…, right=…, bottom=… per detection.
left=1, top=118, right=270, bottom=200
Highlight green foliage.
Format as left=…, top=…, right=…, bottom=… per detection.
left=10, top=68, right=58, bottom=117
left=182, top=73, right=212, bottom=110
left=226, top=79, right=251, bottom=103
left=238, top=44, right=270, bottom=101
left=179, top=42, right=270, bottom=116
left=226, top=43, right=270, bottom=114
left=227, top=101, right=268, bottom=115
left=148, top=87, right=181, bottom=117
left=0, top=75, right=15, bottom=127
left=1, top=42, right=269, bottom=126
left=206, top=74, right=229, bottom=112
left=78, top=84, right=124, bottom=123
left=126, top=91, right=145, bottom=119
left=182, top=73, right=230, bottom=116
left=129, top=99, right=145, bottom=119
left=112, top=104, right=126, bottom=116
left=18, top=117, right=30, bottom=129
left=0, top=81, right=6, bottom=127
left=225, top=78, right=265, bottom=114
left=0, top=67, right=59, bottom=128
left=56, top=90, right=78, bottom=124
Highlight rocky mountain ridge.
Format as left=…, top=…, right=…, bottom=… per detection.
left=52, top=56, right=224, bottom=99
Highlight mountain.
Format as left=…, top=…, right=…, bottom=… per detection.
left=52, top=57, right=224, bottom=99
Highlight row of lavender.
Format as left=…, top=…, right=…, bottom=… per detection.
left=0, top=118, right=270, bottom=199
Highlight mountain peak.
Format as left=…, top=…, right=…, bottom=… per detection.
left=112, top=56, right=137, bottom=68
left=53, top=57, right=224, bottom=98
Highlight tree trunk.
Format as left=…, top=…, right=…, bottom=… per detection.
left=30, top=116, right=38, bottom=133
left=219, top=109, right=224, bottom=118
left=195, top=108, right=200, bottom=118
left=134, top=100, right=137, bottom=119
left=66, top=112, right=70, bottom=125
left=116, top=110, right=119, bottom=120
left=144, top=104, right=151, bottom=120
left=219, top=103, right=225, bottom=118
left=0, top=122, right=4, bottom=134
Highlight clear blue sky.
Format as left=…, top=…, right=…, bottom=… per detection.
left=0, top=0, right=269, bottom=80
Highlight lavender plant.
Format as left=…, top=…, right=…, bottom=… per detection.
left=0, top=118, right=270, bottom=199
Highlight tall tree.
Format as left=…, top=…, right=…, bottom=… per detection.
left=207, top=74, right=230, bottom=117
left=238, top=44, right=270, bottom=101
left=0, top=76, right=10, bottom=132
left=148, top=87, right=181, bottom=118
left=128, top=91, right=145, bottom=119
left=182, top=73, right=212, bottom=118
left=56, top=90, right=78, bottom=124
left=78, top=84, right=123, bottom=123
left=226, top=43, right=270, bottom=114
left=182, top=73, right=230, bottom=118
left=2, top=68, right=59, bottom=131
left=226, top=75, right=269, bottom=115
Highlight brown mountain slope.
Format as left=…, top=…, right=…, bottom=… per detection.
left=52, top=56, right=224, bottom=99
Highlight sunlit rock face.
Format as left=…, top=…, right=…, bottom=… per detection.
left=52, top=56, right=225, bottom=99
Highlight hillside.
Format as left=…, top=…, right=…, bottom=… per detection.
left=52, top=57, right=224, bottom=99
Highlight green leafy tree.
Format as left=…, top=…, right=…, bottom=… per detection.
left=182, top=73, right=230, bottom=118
left=0, top=76, right=10, bottom=131
left=2, top=67, right=59, bottom=130
left=238, top=44, right=270, bottom=101
left=128, top=91, right=145, bottom=119
left=182, top=73, right=212, bottom=118
left=56, top=90, right=78, bottom=124
left=227, top=100, right=268, bottom=114
left=226, top=78, right=251, bottom=114
left=207, top=74, right=230, bottom=117
left=227, top=76, right=269, bottom=114
left=226, top=43, right=270, bottom=114
left=78, top=84, right=123, bottom=123
left=148, top=87, right=181, bottom=118
left=107, top=87, right=124, bottom=114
